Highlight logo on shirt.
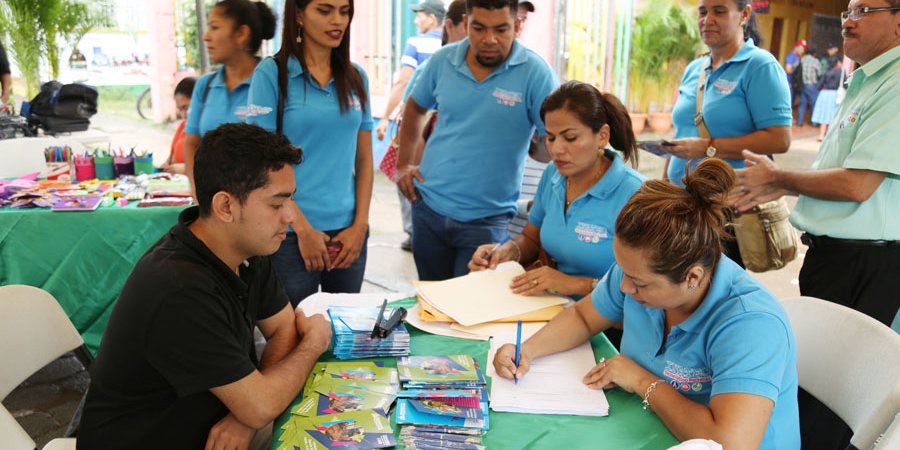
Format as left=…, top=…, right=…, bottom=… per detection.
left=839, top=109, right=861, bottom=129
left=492, top=88, right=523, bottom=107
left=574, top=222, right=608, bottom=244
left=663, top=360, right=712, bottom=393
left=712, top=78, right=737, bottom=95
left=349, top=96, right=362, bottom=112
left=234, top=105, right=249, bottom=119
left=245, top=104, right=273, bottom=117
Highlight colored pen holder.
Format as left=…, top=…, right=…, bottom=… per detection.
left=133, top=155, right=154, bottom=175
left=113, top=156, right=134, bottom=178
left=45, top=162, right=72, bottom=181
left=94, top=156, right=115, bottom=180
left=74, top=157, right=96, bottom=181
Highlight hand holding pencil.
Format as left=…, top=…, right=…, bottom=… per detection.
left=492, top=339, right=533, bottom=382
left=467, top=236, right=516, bottom=272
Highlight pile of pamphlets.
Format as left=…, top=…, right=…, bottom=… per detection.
left=394, top=355, right=489, bottom=449
left=328, top=305, right=410, bottom=359
left=275, top=362, right=400, bottom=450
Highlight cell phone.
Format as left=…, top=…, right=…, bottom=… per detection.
left=638, top=140, right=675, bottom=157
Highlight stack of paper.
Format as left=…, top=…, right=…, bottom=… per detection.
left=328, top=305, right=410, bottom=359
left=487, top=334, right=609, bottom=417
left=408, top=262, right=569, bottom=340
left=275, top=362, right=400, bottom=450
left=394, top=355, right=489, bottom=449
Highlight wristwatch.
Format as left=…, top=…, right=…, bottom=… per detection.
left=705, top=138, right=718, bottom=158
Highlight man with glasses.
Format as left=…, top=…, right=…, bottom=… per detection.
left=733, top=1, right=899, bottom=448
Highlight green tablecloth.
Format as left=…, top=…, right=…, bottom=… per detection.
left=273, top=297, right=679, bottom=449
left=0, top=204, right=185, bottom=354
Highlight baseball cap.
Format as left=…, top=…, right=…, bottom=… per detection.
left=520, top=1, right=536, bottom=12
left=794, top=39, right=808, bottom=49
left=411, top=0, right=446, bottom=19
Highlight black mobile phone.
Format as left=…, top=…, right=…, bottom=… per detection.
left=639, top=140, right=673, bottom=157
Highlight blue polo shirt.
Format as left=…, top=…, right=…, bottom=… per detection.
left=529, top=151, right=644, bottom=280
left=411, top=39, right=558, bottom=221
left=402, top=61, right=426, bottom=102
left=246, top=56, right=374, bottom=231
left=401, top=29, right=443, bottom=69
left=669, top=39, right=792, bottom=185
left=592, top=257, right=800, bottom=450
left=185, top=69, right=252, bottom=136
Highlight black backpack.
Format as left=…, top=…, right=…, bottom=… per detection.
left=28, top=81, right=98, bottom=133
left=790, top=59, right=804, bottom=94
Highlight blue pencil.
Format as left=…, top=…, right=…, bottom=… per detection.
left=514, top=320, right=522, bottom=384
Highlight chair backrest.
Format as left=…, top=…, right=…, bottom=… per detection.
left=874, top=412, right=900, bottom=449
left=781, top=296, right=900, bottom=450
left=0, top=285, right=84, bottom=400
left=0, top=403, right=37, bottom=450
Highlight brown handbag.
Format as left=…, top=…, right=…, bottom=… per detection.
left=694, top=57, right=799, bottom=272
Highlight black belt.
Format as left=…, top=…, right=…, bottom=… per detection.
left=801, top=233, right=900, bottom=249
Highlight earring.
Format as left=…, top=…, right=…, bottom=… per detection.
left=296, top=22, right=303, bottom=44
left=688, top=283, right=696, bottom=289
left=296, top=35, right=302, bottom=44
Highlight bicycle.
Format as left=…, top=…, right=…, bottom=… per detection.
left=136, top=86, right=152, bottom=120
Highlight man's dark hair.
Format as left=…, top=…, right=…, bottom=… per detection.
left=466, top=0, right=517, bottom=15
left=174, top=77, right=196, bottom=98
left=194, top=123, right=302, bottom=217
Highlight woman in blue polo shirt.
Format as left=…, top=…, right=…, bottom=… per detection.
left=183, top=0, right=276, bottom=181
left=494, top=159, right=800, bottom=450
left=246, top=0, right=373, bottom=306
left=468, top=81, right=644, bottom=299
left=661, top=0, right=792, bottom=267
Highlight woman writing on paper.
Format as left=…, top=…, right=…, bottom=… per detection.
left=493, top=159, right=799, bottom=450
left=246, top=0, right=373, bottom=306
left=660, top=0, right=792, bottom=267
left=467, top=81, right=644, bottom=299
left=183, top=0, right=276, bottom=183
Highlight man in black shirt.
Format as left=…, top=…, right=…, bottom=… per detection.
left=78, top=123, right=332, bottom=450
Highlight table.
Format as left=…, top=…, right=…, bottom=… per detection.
left=273, top=297, right=679, bottom=449
left=0, top=203, right=184, bottom=354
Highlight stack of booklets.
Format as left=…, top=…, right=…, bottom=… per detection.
left=394, top=355, right=489, bottom=449
left=275, top=362, right=400, bottom=450
left=328, top=305, right=410, bottom=359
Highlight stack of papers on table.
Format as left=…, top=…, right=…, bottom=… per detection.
left=328, top=306, right=410, bottom=359
left=408, top=262, right=569, bottom=340
left=488, top=333, right=609, bottom=417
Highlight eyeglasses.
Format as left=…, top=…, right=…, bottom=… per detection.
left=517, top=15, right=528, bottom=22
left=841, top=6, right=900, bottom=21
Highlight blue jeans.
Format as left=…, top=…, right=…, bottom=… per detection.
left=797, top=83, right=819, bottom=125
left=411, top=200, right=512, bottom=281
left=271, top=229, right=368, bottom=307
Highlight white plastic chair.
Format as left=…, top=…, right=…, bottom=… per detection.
left=782, top=296, right=900, bottom=450
left=874, top=412, right=900, bottom=449
left=0, top=285, right=86, bottom=449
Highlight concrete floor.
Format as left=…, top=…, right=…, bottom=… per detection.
left=4, top=114, right=826, bottom=447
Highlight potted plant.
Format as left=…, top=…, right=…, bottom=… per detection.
left=629, top=0, right=701, bottom=134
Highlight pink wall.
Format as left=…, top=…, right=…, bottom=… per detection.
left=148, top=0, right=177, bottom=122
left=518, top=0, right=557, bottom=65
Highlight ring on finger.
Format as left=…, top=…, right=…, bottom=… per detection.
left=532, top=279, right=538, bottom=286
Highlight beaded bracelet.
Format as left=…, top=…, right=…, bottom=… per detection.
left=642, top=379, right=666, bottom=412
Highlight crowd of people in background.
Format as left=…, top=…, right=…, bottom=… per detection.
left=64, top=0, right=899, bottom=449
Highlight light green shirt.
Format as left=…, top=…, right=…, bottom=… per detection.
left=791, top=45, right=900, bottom=240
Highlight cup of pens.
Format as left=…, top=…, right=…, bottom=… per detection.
left=133, top=152, right=154, bottom=175
left=44, top=145, right=73, bottom=181
left=94, top=153, right=114, bottom=180
left=74, top=154, right=95, bottom=181
left=114, top=154, right=134, bottom=177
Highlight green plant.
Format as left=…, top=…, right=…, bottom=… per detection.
left=0, top=0, right=43, bottom=97
left=628, top=0, right=701, bottom=113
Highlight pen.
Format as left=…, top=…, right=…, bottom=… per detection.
left=514, top=320, right=522, bottom=384
left=482, top=236, right=511, bottom=265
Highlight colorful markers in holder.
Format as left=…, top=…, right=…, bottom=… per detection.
left=44, top=145, right=74, bottom=181
left=74, top=153, right=95, bottom=181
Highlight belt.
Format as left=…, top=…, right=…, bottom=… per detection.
left=801, top=233, right=900, bottom=249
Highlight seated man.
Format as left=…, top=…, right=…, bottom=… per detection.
left=78, top=123, right=332, bottom=450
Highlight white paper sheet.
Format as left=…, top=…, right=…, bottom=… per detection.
left=415, top=262, right=570, bottom=326
left=404, top=305, right=489, bottom=341
left=296, top=292, right=410, bottom=319
left=488, top=333, right=609, bottom=416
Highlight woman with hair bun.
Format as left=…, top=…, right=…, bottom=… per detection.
left=468, top=81, right=644, bottom=299
left=493, top=158, right=800, bottom=450
left=183, top=0, right=277, bottom=182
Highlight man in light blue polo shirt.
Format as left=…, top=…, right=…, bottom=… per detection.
left=734, top=5, right=900, bottom=447
left=396, top=0, right=558, bottom=280
left=591, top=258, right=799, bottom=450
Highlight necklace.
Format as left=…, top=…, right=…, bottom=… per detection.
left=565, top=157, right=609, bottom=209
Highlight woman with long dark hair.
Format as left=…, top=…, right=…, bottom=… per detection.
left=247, top=0, right=373, bottom=306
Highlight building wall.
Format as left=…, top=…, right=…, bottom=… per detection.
left=754, top=0, right=845, bottom=63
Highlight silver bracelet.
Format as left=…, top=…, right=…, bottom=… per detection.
left=508, top=239, right=522, bottom=262
left=642, top=379, right=666, bottom=412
